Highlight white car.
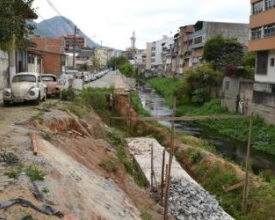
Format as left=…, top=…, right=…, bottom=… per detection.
left=3, top=72, right=47, bottom=106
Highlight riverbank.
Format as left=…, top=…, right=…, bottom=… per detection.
left=147, top=78, right=275, bottom=157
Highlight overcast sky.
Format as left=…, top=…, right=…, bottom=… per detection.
left=32, top=0, right=250, bottom=50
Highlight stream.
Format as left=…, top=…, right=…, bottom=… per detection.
left=138, top=85, right=275, bottom=175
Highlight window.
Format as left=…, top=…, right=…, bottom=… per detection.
left=264, top=23, right=275, bottom=37
left=251, top=27, right=262, bottom=39
left=253, top=1, right=263, bottom=14
left=265, top=0, right=275, bottom=10
left=194, top=36, right=202, bottom=44
left=256, top=51, right=268, bottom=75
left=271, top=58, right=275, bottom=67
left=28, top=56, right=35, bottom=64
left=225, top=81, right=230, bottom=90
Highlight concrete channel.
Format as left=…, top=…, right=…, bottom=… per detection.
left=126, top=137, right=234, bottom=220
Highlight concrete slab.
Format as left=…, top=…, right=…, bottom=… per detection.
left=126, top=137, right=198, bottom=186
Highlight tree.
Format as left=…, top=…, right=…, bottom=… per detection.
left=108, top=56, right=128, bottom=69
left=0, top=0, right=36, bottom=51
left=119, top=62, right=134, bottom=78
left=174, top=63, right=222, bottom=105
left=203, top=35, right=245, bottom=73
left=243, top=52, right=256, bottom=79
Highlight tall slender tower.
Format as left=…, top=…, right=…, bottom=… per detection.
left=130, top=31, right=136, bottom=48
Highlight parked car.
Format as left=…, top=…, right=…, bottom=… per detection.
left=3, top=72, right=47, bottom=106
left=41, top=74, right=62, bottom=98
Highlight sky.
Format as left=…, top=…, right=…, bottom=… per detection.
left=32, top=0, right=250, bottom=51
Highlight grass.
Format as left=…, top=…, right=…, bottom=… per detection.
left=6, top=164, right=23, bottom=179
left=130, top=91, right=150, bottom=116
left=25, top=166, right=46, bottom=181
left=141, top=210, right=153, bottom=220
left=42, top=187, right=50, bottom=194
left=147, top=78, right=180, bottom=106
left=99, top=158, right=119, bottom=173
left=105, top=127, right=147, bottom=187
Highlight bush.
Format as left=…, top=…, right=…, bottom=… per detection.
left=61, top=87, right=76, bottom=101
left=25, top=166, right=46, bottom=181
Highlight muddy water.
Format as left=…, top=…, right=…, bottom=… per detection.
left=138, top=85, right=275, bottom=174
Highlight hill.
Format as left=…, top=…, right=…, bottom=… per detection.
left=33, top=16, right=98, bottom=48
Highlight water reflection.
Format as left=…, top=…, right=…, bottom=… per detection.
left=138, top=85, right=275, bottom=174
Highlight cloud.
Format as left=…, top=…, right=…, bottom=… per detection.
left=33, top=0, right=250, bottom=50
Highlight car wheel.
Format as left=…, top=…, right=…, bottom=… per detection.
left=3, top=100, right=9, bottom=107
left=35, top=94, right=40, bottom=105
left=42, top=92, right=47, bottom=102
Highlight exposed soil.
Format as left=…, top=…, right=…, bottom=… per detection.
left=0, top=102, right=163, bottom=220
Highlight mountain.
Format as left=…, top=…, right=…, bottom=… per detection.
left=33, top=16, right=98, bottom=48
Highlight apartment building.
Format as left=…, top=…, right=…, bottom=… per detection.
left=192, top=21, right=249, bottom=68
left=245, top=0, right=275, bottom=124
left=178, top=25, right=194, bottom=73
left=148, top=36, right=174, bottom=76
left=62, top=35, right=86, bottom=52
left=249, top=0, right=275, bottom=89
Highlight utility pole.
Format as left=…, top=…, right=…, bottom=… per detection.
left=72, top=25, right=79, bottom=70
left=9, top=0, right=16, bottom=85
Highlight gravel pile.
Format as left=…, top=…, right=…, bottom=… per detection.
left=168, top=178, right=234, bottom=220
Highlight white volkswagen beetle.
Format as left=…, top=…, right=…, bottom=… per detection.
left=3, top=72, right=47, bottom=106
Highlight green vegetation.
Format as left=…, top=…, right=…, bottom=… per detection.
left=6, top=164, right=23, bottom=179
left=141, top=210, right=153, bottom=220
left=61, top=87, right=76, bottom=101
left=130, top=91, right=150, bottom=116
left=108, top=56, right=135, bottom=77
left=25, top=166, right=46, bottom=181
left=175, top=146, right=275, bottom=219
left=42, top=187, right=50, bottom=194
left=61, top=87, right=111, bottom=119
left=106, top=127, right=147, bottom=187
left=99, top=158, right=119, bottom=173
left=0, top=0, right=36, bottom=51
left=174, top=63, right=222, bottom=105
left=147, top=74, right=275, bottom=156
left=203, top=35, right=244, bottom=71
left=148, top=78, right=180, bottom=106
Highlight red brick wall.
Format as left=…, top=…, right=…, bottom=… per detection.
left=43, top=53, right=62, bottom=74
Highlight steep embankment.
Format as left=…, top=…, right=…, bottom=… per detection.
left=0, top=104, right=162, bottom=219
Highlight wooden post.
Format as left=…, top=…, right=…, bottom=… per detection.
left=163, top=99, right=176, bottom=219
left=163, top=164, right=169, bottom=219
left=160, top=149, right=165, bottom=206
left=151, top=143, right=154, bottom=192
left=242, top=113, right=253, bottom=214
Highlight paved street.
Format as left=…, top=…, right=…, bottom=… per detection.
left=86, top=71, right=135, bottom=90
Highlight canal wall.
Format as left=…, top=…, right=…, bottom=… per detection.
left=126, top=137, right=234, bottom=220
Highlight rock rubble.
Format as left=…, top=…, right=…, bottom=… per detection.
left=168, top=178, right=234, bottom=220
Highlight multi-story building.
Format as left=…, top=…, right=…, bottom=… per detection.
left=249, top=0, right=275, bottom=91
left=178, top=25, right=194, bottom=73
left=145, top=42, right=152, bottom=72
left=148, top=36, right=174, bottom=76
left=95, top=48, right=108, bottom=71
left=246, top=0, right=275, bottom=124
left=61, top=35, right=86, bottom=52
left=192, top=21, right=249, bottom=68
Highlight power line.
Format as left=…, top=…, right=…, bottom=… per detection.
left=36, top=11, right=63, bottom=37
left=45, top=0, right=75, bottom=32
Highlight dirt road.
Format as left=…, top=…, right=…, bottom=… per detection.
left=0, top=79, right=160, bottom=219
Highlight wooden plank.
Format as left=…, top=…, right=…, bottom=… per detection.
left=223, top=181, right=244, bottom=192
left=111, top=115, right=249, bottom=122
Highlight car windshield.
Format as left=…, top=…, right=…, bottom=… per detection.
left=42, top=76, right=56, bottom=82
left=12, top=75, right=36, bottom=83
